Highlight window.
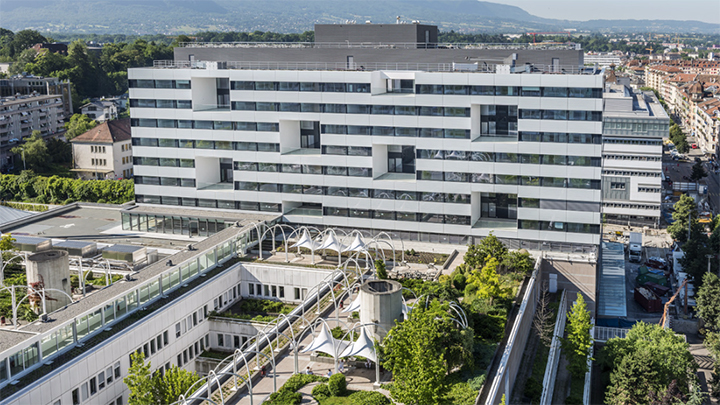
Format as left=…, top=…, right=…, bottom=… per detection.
left=114, top=362, right=121, bottom=379
left=98, top=371, right=106, bottom=390
left=72, top=388, right=80, bottom=405
left=218, top=333, right=224, bottom=347
left=90, top=377, right=97, bottom=396
left=611, top=182, right=626, bottom=190
left=175, top=323, right=181, bottom=338
left=249, top=283, right=255, bottom=295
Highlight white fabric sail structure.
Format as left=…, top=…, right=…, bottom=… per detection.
left=341, top=294, right=362, bottom=313
left=301, top=323, right=349, bottom=358
left=317, top=232, right=346, bottom=264
left=338, top=326, right=377, bottom=362
left=342, top=234, right=367, bottom=253
left=289, top=229, right=319, bottom=264
left=290, top=229, right=317, bottom=250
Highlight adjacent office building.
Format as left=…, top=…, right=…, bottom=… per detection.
left=601, top=83, right=668, bottom=227
left=128, top=23, right=604, bottom=251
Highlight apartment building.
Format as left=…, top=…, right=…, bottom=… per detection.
left=602, top=84, right=668, bottom=227
left=0, top=76, right=72, bottom=117
left=128, top=24, right=602, bottom=251
left=0, top=93, right=66, bottom=170
left=70, top=118, right=133, bottom=179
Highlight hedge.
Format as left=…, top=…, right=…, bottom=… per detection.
left=0, top=173, right=134, bottom=205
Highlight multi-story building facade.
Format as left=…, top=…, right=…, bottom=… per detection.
left=80, top=100, right=118, bottom=122
left=70, top=118, right=133, bottom=179
left=128, top=23, right=603, bottom=251
left=0, top=76, right=72, bottom=117
left=0, top=94, right=66, bottom=170
left=601, top=84, right=668, bottom=226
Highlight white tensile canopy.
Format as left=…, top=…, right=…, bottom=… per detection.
left=341, top=294, right=362, bottom=314
left=338, top=326, right=377, bottom=362
left=317, top=232, right=346, bottom=265
left=289, top=229, right=319, bottom=263
left=342, top=234, right=367, bottom=253
left=301, top=323, right=349, bottom=359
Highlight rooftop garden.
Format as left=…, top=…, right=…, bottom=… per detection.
left=210, top=298, right=297, bottom=323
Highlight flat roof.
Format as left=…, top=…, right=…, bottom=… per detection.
left=53, top=240, right=96, bottom=249
left=123, top=204, right=277, bottom=223
left=103, top=244, right=145, bottom=253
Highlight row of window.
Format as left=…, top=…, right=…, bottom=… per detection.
left=248, top=283, right=286, bottom=299
left=231, top=81, right=370, bottom=92
left=134, top=176, right=196, bottom=187
left=121, top=143, right=131, bottom=152
left=71, top=362, right=121, bottom=405
left=131, top=119, right=279, bottom=132
left=416, top=149, right=601, bottom=166
left=638, top=187, right=661, bottom=193
left=518, top=132, right=602, bottom=144
left=128, top=79, right=191, bottom=89
left=321, top=125, right=471, bottom=139
left=322, top=207, right=472, bottom=225
left=602, top=138, right=662, bottom=146
left=121, top=156, right=131, bottom=165
left=178, top=335, right=210, bottom=368
left=603, top=154, right=662, bottom=162
left=416, top=171, right=602, bottom=189
left=603, top=202, right=660, bottom=210
left=517, top=220, right=600, bottom=234
left=130, top=99, right=192, bottom=109
left=135, top=195, right=282, bottom=212
left=518, top=109, right=602, bottom=121
left=603, top=121, right=668, bottom=132
left=213, top=283, right=242, bottom=311
left=91, top=158, right=107, bottom=166
left=90, top=146, right=106, bottom=153
left=610, top=182, right=626, bottom=190
left=217, top=333, right=249, bottom=350
left=230, top=101, right=471, bottom=117
left=602, top=170, right=662, bottom=178
left=233, top=163, right=373, bottom=177
left=134, top=331, right=170, bottom=362
left=133, top=157, right=197, bottom=167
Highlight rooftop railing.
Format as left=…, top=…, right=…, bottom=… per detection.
left=178, top=41, right=581, bottom=51
left=151, top=60, right=596, bottom=75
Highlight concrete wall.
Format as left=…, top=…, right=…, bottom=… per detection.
left=540, top=258, right=597, bottom=316
left=26, top=250, right=71, bottom=313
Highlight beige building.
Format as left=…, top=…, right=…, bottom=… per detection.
left=70, top=118, right=132, bottom=179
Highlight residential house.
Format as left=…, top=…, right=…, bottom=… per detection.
left=70, top=118, right=132, bottom=179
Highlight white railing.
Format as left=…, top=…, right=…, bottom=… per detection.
left=594, top=326, right=628, bottom=342
left=151, top=59, right=592, bottom=74
left=539, top=289, right=568, bottom=405
left=178, top=41, right=580, bottom=51
left=583, top=321, right=595, bottom=405
left=483, top=256, right=542, bottom=405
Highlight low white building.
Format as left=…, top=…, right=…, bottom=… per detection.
left=80, top=100, right=118, bottom=122
left=70, top=118, right=133, bottom=179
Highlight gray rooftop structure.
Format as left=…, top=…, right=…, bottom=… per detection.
left=173, top=23, right=584, bottom=72
left=598, top=241, right=628, bottom=318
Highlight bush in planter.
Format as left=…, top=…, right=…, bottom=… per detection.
left=311, top=383, right=331, bottom=401
left=266, top=390, right=302, bottom=405
left=348, top=390, right=391, bottom=405
left=328, top=373, right=347, bottom=396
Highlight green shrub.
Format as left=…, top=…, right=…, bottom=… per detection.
left=266, top=390, right=302, bottom=405
left=328, top=373, right=347, bottom=397
left=523, top=376, right=542, bottom=402
left=348, top=390, right=391, bottom=405
left=311, top=383, right=331, bottom=401
left=281, top=373, right=327, bottom=393
left=442, top=382, right=477, bottom=405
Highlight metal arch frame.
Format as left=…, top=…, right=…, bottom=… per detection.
left=409, top=292, right=469, bottom=330
left=258, top=312, right=312, bottom=374
left=68, top=257, right=112, bottom=298
left=0, top=252, right=27, bottom=285
left=248, top=330, right=278, bottom=392
left=0, top=284, right=72, bottom=328
left=372, top=231, right=405, bottom=265
left=259, top=224, right=292, bottom=262
left=207, top=370, right=224, bottom=405
left=340, top=321, right=390, bottom=385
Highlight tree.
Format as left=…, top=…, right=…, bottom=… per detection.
left=152, top=366, right=201, bottom=404
left=690, top=160, right=707, bottom=182
left=600, top=322, right=698, bottom=404
left=11, top=131, right=49, bottom=172
left=8, top=48, right=38, bottom=75
left=124, top=351, right=154, bottom=405
left=375, top=259, right=387, bottom=279
left=382, top=300, right=473, bottom=405
left=46, top=138, right=72, bottom=164
left=501, top=250, right=534, bottom=274
left=697, top=273, right=720, bottom=331
left=463, top=232, right=507, bottom=270
left=667, top=194, right=698, bottom=242
left=464, top=256, right=506, bottom=305
left=533, top=287, right=555, bottom=348
left=561, top=293, right=593, bottom=379
left=64, top=114, right=98, bottom=140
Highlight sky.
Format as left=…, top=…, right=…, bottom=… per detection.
left=486, top=0, right=720, bottom=24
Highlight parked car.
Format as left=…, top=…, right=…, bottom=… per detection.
left=691, top=143, right=698, bottom=149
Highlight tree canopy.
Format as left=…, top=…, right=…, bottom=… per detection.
left=697, top=272, right=720, bottom=331
left=600, top=322, right=698, bottom=404
left=124, top=351, right=201, bottom=404
left=667, top=194, right=699, bottom=242
left=10, top=131, right=49, bottom=172
left=463, top=233, right=508, bottom=270
left=561, top=293, right=593, bottom=379
left=64, top=113, right=99, bottom=140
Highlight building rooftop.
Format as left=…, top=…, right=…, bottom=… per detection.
left=603, top=83, right=669, bottom=120
left=0, top=94, right=61, bottom=107
left=70, top=118, right=131, bottom=144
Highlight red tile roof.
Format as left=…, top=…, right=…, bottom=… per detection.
left=70, top=119, right=131, bottom=143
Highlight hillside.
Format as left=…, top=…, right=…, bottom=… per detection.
left=0, top=0, right=717, bottom=34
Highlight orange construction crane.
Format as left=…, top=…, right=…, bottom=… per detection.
left=526, top=32, right=572, bottom=44
left=659, top=279, right=687, bottom=329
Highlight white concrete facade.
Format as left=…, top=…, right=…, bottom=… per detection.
left=72, top=139, right=133, bottom=180
left=128, top=67, right=605, bottom=248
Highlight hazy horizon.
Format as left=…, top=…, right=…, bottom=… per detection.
left=486, top=0, right=720, bottom=25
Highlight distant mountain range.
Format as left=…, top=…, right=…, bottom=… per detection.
left=0, top=0, right=717, bottom=35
